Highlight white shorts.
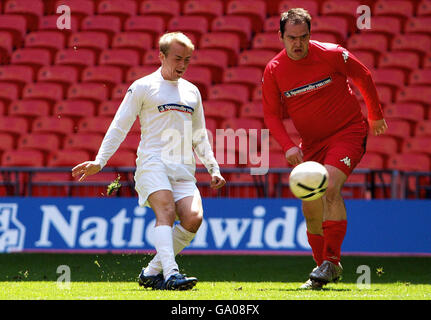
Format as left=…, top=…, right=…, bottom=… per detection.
left=134, top=168, right=198, bottom=208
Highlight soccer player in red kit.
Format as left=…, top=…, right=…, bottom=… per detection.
left=262, top=9, right=388, bottom=289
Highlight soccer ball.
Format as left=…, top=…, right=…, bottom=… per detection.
left=289, top=161, right=329, bottom=201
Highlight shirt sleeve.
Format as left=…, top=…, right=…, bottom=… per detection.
left=262, top=63, right=296, bottom=153
left=335, top=47, right=384, bottom=121
left=94, top=82, right=143, bottom=169
left=191, top=89, right=220, bottom=175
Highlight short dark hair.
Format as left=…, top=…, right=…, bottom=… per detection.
left=280, top=8, right=312, bottom=37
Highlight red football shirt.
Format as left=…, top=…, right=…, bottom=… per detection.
left=262, top=40, right=384, bottom=153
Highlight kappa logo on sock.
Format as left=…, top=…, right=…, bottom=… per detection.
left=340, top=156, right=351, bottom=168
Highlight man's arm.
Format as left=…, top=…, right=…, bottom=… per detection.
left=336, top=48, right=388, bottom=136
left=191, top=90, right=225, bottom=189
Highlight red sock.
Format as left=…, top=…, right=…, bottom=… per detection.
left=322, top=220, right=347, bottom=265
left=306, top=231, right=324, bottom=266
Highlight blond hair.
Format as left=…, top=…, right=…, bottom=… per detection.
left=158, top=32, right=195, bottom=56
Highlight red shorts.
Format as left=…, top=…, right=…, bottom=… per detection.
left=300, top=121, right=368, bottom=177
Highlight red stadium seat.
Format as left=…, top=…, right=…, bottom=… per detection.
left=0, top=31, right=13, bottom=57
left=32, top=116, right=75, bottom=137
left=208, top=84, right=250, bottom=107
left=416, top=120, right=431, bottom=137
left=111, top=84, right=129, bottom=100
left=363, top=16, right=402, bottom=42
left=388, top=153, right=430, bottom=172
left=424, top=54, right=431, bottom=68
left=311, top=16, right=348, bottom=43
left=221, top=117, right=264, bottom=131
left=321, top=0, right=361, bottom=33
left=384, top=118, right=413, bottom=140
left=252, top=85, right=262, bottom=102
left=404, top=17, right=431, bottom=36
left=63, top=132, right=104, bottom=155
left=396, top=86, right=431, bottom=106
left=0, top=65, right=34, bottom=86
left=0, top=116, right=30, bottom=136
left=22, top=83, right=64, bottom=104
left=263, top=16, right=281, bottom=33
left=278, top=0, right=319, bottom=17
left=11, top=48, right=52, bottom=72
left=356, top=152, right=385, bottom=169
left=190, top=48, right=229, bottom=83
left=210, top=15, right=252, bottom=50
left=38, top=15, right=79, bottom=33
left=0, top=14, right=27, bottom=47
left=17, top=133, right=61, bottom=155
left=48, top=150, right=90, bottom=167
left=142, top=49, right=160, bottom=66
left=350, top=50, right=375, bottom=69
left=98, top=100, right=121, bottom=116
left=0, top=132, right=15, bottom=153
left=25, top=31, right=66, bottom=54
left=81, top=65, right=123, bottom=86
left=105, top=150, right=136, bottom=167
left=183, top=0, right=223, bottom=24
left=3, top=0, right=44, bottom=31
left=403, top=137, right=431, bottom=156
left=53, top=100, right=96, bottom=122
left=2, top=149, right=44, bottom=167
left=417, top=0, right=431, bottom=16
left=77, top=116, right=112, bottom=134
left=373, top=0, right=414, bottom=21
left=112, top=32, right=153, bottom=53
left=252, top=32, right=284, bottom=52
left=67, top=83, right=109, bottom=103
left=366, top=135, right=399, bottom=158
left=140, top=0, right=180, bottom=25
left=68, top=31, right=110, bottom=56
left=199, top=32, right=241, bottom=66
left=240, top=101, right=264, bottom=119
left=384, top=103, right=425, bottom=124
left=203, top=100, right=238, bottom=120
left=238, top=49, right=277, bottom=69
left=30, top=172, right=71, bottom=197
left=0, top=83, right=20, bottom=104
left=182, top=65, right=212, bottom=99
left=347, top=34, right=388, bottom=57
left=55, top=48, right=96, bottom=69
left=222, top=66, right=262, bottom=94
left=226, top=0, right=267, bottom=33
left=371, top=68, right=405, bottom=90
left=168, top=16, right=209, bottom=44
left=97, top=0, right=137, bottom=22
left=37, top=65, right=79, bottom=87
left=124, top=16, right=166, bottom=47
left=409, top=69, right=431, bottom=86
left=310, top=32, right=338, bottom=44
left=378, top=51, right=420, bottom=72
left=55, top=0, right=95, bottom=21
left=99, top=49, right=140, bottom=69
left=391, top=34, right=431, bottom=56
left=119, top=133, right=140, bottom=152
left=126, top=66, right=158, bottom=83
left=8, top=100, right=50, bottom=123
left=81, top=15, right=122, bottom=39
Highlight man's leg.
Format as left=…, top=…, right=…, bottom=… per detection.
left=145, top=189, right=203, bottom=275
left=309, top=165, right=347, bottom=284
left=302, top=198, right=324, bottom=266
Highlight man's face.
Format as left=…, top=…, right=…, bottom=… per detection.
left=160, top=41, right=193, bottom=81
left=279, top=22, right=310, bottom=61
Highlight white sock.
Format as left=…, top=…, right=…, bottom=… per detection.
left=151, top=225, right=179, bottom=280
left=144, top=224, right=196, bottom=278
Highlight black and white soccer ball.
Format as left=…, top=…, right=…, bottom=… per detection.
left=289, top=161, right=329, bottom=201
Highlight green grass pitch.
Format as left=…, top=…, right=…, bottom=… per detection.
left=0, top=253, right=430, bottom=300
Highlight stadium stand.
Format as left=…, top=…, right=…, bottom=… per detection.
left=0, top=0, right=429, bottom=199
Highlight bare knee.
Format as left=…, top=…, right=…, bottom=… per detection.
left=181, top=209, right=203, bottom=233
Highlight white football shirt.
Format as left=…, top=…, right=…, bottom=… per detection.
left=94, top=67, right=219, bottom=182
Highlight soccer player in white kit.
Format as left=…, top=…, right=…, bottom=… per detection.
left=72, top=32, right=226, bottom=290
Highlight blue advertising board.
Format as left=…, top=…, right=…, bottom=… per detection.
left=0, top=198, right=430, bottom=256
